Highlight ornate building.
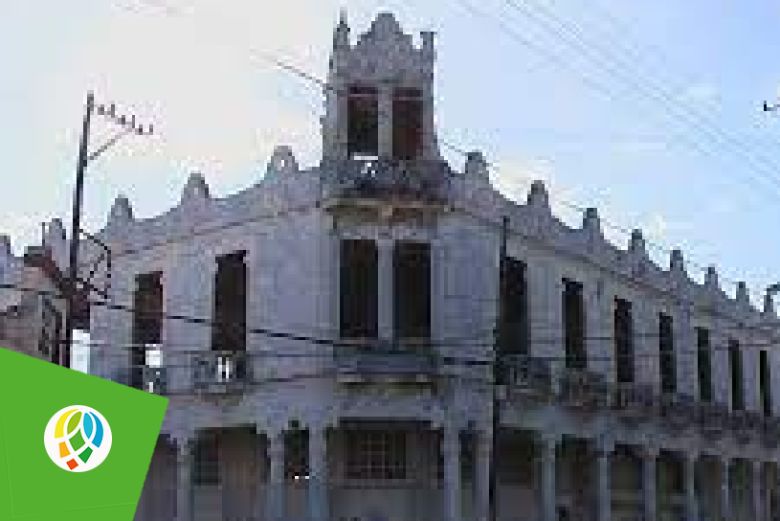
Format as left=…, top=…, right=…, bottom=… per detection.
left=78, top=12, right=780, bottom=521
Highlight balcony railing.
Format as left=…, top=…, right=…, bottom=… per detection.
left=558, top=367, right=609, bottom=410
left=698, top=402, right=731, bottom=440
left=612, top=382, right=655, bottom=422
left=321, top=158, right=451, bottom=204
left=762, top=416, right=780, bottom=448
left=659, top=393, right=697, bottom=432
left=731, top=410, right=763, bottom=444
left=503, top=355, right=552, bottom=401
left=334, top=341, right=437, bottom=384
left=192, top=351, right=250, bottom=394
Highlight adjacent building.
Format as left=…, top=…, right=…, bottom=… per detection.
left=0, top=222, right=68, bottom=363
left=76, top=12, right=780, bottom=521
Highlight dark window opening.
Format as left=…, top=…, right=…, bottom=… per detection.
left=340, top=240, right=378, bottom=338
left=697, top=328, right=713, bottom=402
left=729, top=339, right=744, bottom=411
left=193, top=431, right=220, bottom=485
left=132, top=272, right=163, bottom=389
left=394, top=241, right=431, bottom=340
left=563, top=279, right=586, bottom=369
left=659, top=313, right=676, bottom=394
left=212, top=251, right=247, bottom=352
left=392, top=87, right=423, bottom=160
left=499, top=257, right=528, bottom=356
left=285, top=429, right=309, bottom=481
left=347, top=85, right=379, bottom=158
left=760, top=350, right=772, bottom=417
left=614, top=298, right=634, bottom=383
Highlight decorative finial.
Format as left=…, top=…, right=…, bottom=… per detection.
left=108, top=194, right=134, bottom=224
left=583, top=207, right=601, bottom=238
left=670, top=249, right=685, bottom=273
left=705, top=265, right=720, bottom=291
left=527, top=180, right=550, bottom=210
left=736, top=281, right=750, bottom=306
left=464, top=150, right=488, bottom=180
left=629, top=229, right=646, bottom=255
left=181, top=172, right=210, bottom=205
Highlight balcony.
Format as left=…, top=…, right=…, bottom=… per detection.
left=503, top=355, right=552, bottom=402
left=659, top=393, right=697, bottom=432
left=762, top=416, right=780, bottom=448
left=558, top=367, right=609, bottom=411
left=731, top=410, right=763, bottom=444
left=192, top=351, right=251, bottom=394
left=698, top=402, right=730, bottom=440
left=611, top=382, right=655, bottom=423
left=334, top=341, right=437, bottom=384
left=321, top=158, right=451, bottom=205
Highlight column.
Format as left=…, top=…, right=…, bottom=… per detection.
left=308, top=427, right=328, bottom=521
left=377, top=82, right=393, bottom=159
left=377, top=238, right=393, bottom=341
left=474, top=429, right=491, bottom=521
left=175, top=437, right=193, bottom=521
left=442, top=425, right=461, bottom=521
left=266, top=430, right=285, bottom=521
left=595, top=439, right=612, bottom=521
left=683, top=453, right=698, bottom=521
left=720, top=457, right=731, bottom=521
left=753, top=461, right=764, bottom=521
left=641, top=447, right=657, bottom=521
left=540, top=434, right=557, bottom=521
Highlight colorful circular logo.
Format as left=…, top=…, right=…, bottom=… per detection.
left=43, top=405, right=113, bottom=473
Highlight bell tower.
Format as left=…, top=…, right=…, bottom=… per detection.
left=321, top=12, right=441, bottom=162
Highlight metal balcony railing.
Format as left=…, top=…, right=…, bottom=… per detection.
left=611, top=382, right=655, bottom=422
left=502, top=355, right=552, bottom=401
left=321, top=158, right=451, bottom=203
left=731, top=410, right=763, bottom=444
left=659, top=393, right=697, bottom=432
left=762, top=416, right=780, bottom=448
left=558, top=367, right=609, bottom=410
left=192, top=351, right=250, bottom=394
left=334, top=341, right=437, bottom=383
left=698, top=402, right=731, bottom=439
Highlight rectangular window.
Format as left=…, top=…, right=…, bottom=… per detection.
left=697, top=328, right=713, bottom=402
left=394, top=241, right=431, bottom=340
left=563, top=279, right=586, bottom=369
left=340, top=240, right=378, bottom=338
left=499, top=257, right=528, bottom=356
left=614, top=298, right=634, bottom=383
left=212, top=251, right=247, bottom=352
left=729, top=339, right=744, bottom=411
left=760, top=350, right=772, bottom=417
left=659, top=313, right=676, bottom=394
left=345, top=430, right=406, bottom=480
left=347, top=85, right=379, bottom=158
left=392, top=87, right=423, bottom=160
left=132, top=272, right=163, bottom=389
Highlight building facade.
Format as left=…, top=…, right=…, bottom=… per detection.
left=78, top=12, right=780, bottom=521
left=0, top=222, right=68, bottom=362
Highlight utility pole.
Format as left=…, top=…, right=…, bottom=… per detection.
left=62, top=92, right=154, bottom=368
left=489, top=215, right=508, bottom=521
